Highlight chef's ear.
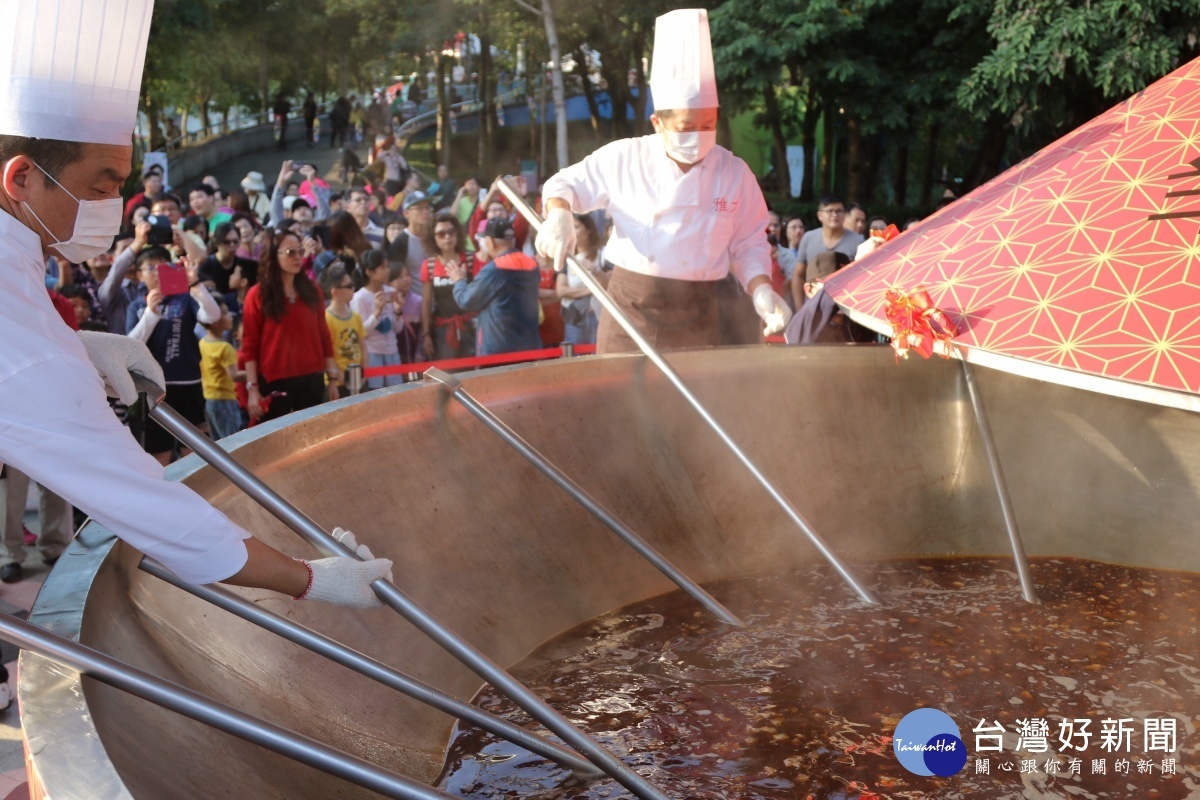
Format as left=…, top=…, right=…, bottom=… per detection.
left=1, top=156, right=36, bottom=201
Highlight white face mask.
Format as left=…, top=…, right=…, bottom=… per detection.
left=661, top=130, right=717, bottom=164
left=24, top=163, right=123, bottom=263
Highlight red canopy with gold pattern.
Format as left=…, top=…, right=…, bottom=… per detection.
left=824, top=57, right=1200, bottom=411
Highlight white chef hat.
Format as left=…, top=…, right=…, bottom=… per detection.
left=649, top=9, right=719, bottom=111
left=0, top=0, right=155, bottom=145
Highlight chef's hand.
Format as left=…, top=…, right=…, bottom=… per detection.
left=78, top=331, right=166, bottom=406
left=297, top=527, right=394, bottom=609
left=751, top=284, right=793, bottom=337
left=535, top=207, right=576, bottom=273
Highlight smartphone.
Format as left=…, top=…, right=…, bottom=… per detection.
left=157, top=263, right=190, bottom=296
left=291, top=161, right=311, bottom=170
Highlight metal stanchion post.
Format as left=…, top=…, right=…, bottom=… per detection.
left=561, top=342, right=575, bottom=358
left=347, top=362, right=363, bottom=395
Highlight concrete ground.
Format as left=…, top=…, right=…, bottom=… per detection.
left=0, top=487, right=59, bottom=800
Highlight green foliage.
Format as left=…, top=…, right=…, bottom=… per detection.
left=140, top=0, right=1200, bottom=211
left=959, top=0, right=1200, bottom=134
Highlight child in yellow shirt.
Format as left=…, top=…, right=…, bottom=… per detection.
left=199, top=300, right=243, bottom=439
left=321, top=263, right=365, bottom=394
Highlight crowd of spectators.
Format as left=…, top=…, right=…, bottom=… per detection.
left=11, top=132, right=912, bottom=583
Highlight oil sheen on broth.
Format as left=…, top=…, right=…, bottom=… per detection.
left=437, top=557, right=1196, bottom=799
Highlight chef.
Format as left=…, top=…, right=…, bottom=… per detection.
left=536, top=8, right=792, bottom=353
left=0, top=0, right=390, bottom=607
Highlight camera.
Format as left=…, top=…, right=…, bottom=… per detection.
left=145, top=214, right=174, bottom=246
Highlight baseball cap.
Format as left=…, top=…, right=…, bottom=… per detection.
left=484, top=217, right=515, bottom=240
left=402, top=190, right=430, bottom=211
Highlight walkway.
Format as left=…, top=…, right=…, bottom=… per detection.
left=198, top=133, right=368, bottom=199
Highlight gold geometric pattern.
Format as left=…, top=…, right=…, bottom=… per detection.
left=826, top=57, right=1200, bottom=394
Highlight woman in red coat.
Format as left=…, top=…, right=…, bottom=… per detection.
left=241, top=229, right=339, bottom=423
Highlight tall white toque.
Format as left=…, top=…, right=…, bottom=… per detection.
left=0, top=0, right=155, bottom=145
left=649, top=8, right=719, bottom=111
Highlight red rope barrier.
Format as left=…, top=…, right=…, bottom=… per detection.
left=362, top=344, right=598, bottom=377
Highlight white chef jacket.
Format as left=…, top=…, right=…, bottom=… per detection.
left=543, top=134, right=772, bottom=288
left=0, top=211, right=249, bottom=585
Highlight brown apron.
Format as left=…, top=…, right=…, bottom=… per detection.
left=597, top=267, right=721, bottom=354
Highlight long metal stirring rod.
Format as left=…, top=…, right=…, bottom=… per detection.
left=139, top=556, right=599, bottom=776
left=425, top=368, right=743, bottom=626
left=495, top=179, right=878, bottom=605
left=143, top=392, right=667, bottom=800
left=960, top=361, right=1040, bottom=604
left=1, top=611, right=452, bottom=799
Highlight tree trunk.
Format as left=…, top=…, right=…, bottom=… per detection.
left=257, top=28, right=269, bottom=115
left=820, top=103, right=835, bottom=197
left=602, top=64, right=628, bottom=136
left=919, top=116, right=943, bottom=209
left=762, top=83, right=790, bottom=196
left=539, top=64, right=548, bottom=177
left=526, top=44, right=537, bottom=160
left=199, top=92, right=212, bottom=137
left=436, top=51, right=452, bottom=166
left=862, top=131, right=883, bottom=207
left=575, top=48, right=601, bottom=133
left=541, top=0, right=569, bottom=170
left=962, top=114, right=1008, bottom=192
left=146, top=102, right=165, bottom=151
left=630, top=28, right=649, bottom=136
left=893, top=130, right=909, bottom=206
left=846, top=116, right=862, bottom=203
left=800, top=89, right=819, bottom=202
left=477, top=13, right=492, bottom=178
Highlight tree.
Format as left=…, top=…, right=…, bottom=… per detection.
left=959, top=0, right=1200, bottom=147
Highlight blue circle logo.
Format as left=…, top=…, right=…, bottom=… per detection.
left=892, top=708, right=967, bottom=776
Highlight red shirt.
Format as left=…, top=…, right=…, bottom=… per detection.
left=239, top=284, right=333, bottom=382
left=47, top=289, right=79, bottom=331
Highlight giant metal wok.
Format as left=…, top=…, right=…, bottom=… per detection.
left=18, top=345, right=1199, bottom=797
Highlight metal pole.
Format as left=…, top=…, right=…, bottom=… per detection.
left=0, top=611, right=451, bottom=799
left=494, top=180, right=879, bottom=606
left=425, top=368, right=743, bottom=626
left=347, top=362, right=364, bottom=396
left=139, top=385, right=668, bottom=800
left=960, top=361, right=1040, bottom=604
left=138, top=557, right=598, bottom=777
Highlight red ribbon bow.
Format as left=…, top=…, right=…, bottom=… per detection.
left=883, top=286, right=957, bottom=360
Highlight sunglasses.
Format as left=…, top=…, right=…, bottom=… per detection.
left=434, top=229, right=457, bottom=238
left=278, top=247, right=304, bottom=258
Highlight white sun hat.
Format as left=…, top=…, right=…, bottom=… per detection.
left=649, top=8, right=719, bottom=111
left=0, top=0, right=155, bottom=145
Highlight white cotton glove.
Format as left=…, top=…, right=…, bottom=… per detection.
left=752, top=284, right=793, bottom=336
left=78, top=331, right=166, bottom=405
left=536, top=207, right=577, bottom=272
left=298, top=527, right=394, bottom=609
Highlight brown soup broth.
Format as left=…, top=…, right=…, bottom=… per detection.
left=437, top=557, right=1198, bottom=798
